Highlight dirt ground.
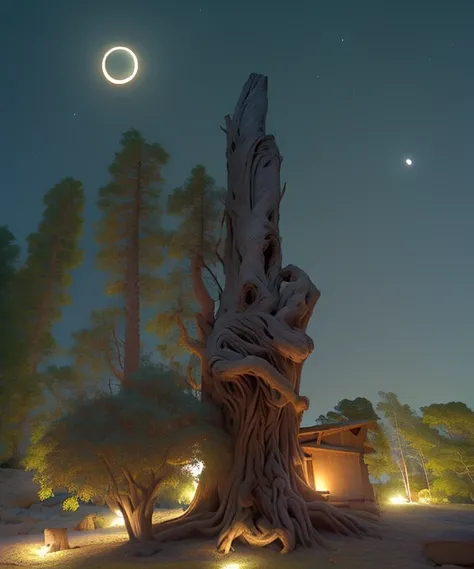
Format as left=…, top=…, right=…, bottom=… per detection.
left=0, top=504, right=473, bottom=569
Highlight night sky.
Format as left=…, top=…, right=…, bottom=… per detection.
left=2, top=1, right=473, bottom=423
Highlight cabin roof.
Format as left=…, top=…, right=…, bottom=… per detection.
left=299, top=419, right=376, bottom=438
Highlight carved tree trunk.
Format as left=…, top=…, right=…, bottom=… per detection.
left=44, top=528, right=70, bottom=554
left=154, top=73, right=372, bottom=553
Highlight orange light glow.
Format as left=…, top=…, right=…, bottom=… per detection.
left=314, top=476, right=329, bottom=493
left=110, top=510, right=125, bottom=527
left=36, top=545, right=49, bottom=557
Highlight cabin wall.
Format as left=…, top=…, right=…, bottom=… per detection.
left=304, top=448, right=368, bottom=501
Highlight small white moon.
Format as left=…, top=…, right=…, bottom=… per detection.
left=405, top=158, right=413, bottom=166
left=102, top=46, right=138, bottom=85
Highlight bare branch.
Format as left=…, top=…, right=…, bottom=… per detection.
left=111, top=324, right=124, bottom=370
left=203, top=262, right=223, bottom=295
left=215, top=210, right=226, bottom=268
left=191, top=254, right=215, bottom=325
left=278, top=182, right=287, bottom=205
left=177, top=314, right=207, bottom=361
left=186, top=359, right=201, bottom=392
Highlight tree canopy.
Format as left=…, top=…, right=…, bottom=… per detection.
left=0, top=178, right=84, bottom=461
left=96, top=128, right=169, bottom=382
left=25, top=362, right=227, bottom=541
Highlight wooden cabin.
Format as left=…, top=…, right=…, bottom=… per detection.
left=299, top=420, right=378, bottom=513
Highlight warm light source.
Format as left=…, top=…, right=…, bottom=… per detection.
left=110, top=510, right=125, bottom=527
left=36, top=545, right=49, bottom=557
left=222, top=564, right=240, bottom=569
left=187, top=461, right=204, bottom=478
left=389, top=494, right=408, bottom=505
left=314, top=476, right=329, bottom=493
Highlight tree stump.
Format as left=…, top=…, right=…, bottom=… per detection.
left=153, top=73, right=374, bottom=554
left=44, top=528, right=70, bottom=553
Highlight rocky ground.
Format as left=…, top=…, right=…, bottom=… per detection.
left=0, top=468, right=181, bottom=538
left=1, top=469, right=474, bottom=568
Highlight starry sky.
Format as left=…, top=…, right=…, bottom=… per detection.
left=2, top=0, right=473, bottom=424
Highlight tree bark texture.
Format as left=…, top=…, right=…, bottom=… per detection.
left=102, top=458, right=160, bottom=542
left=44, top=528, right=70, bottom=553
left=123, top=163, right=141, bottom=384
left=154, top=74, right=373, bottom=554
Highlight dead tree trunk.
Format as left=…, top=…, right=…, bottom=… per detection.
left=44, top=528, right=70, bottom=553
left=154, top=73, right=372, bottom=554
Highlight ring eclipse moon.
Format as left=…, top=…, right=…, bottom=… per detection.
left=101, top=46, right=138, bottom=85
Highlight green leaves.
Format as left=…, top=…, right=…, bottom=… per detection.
left=167, top=164, right=224, bottom=264
left=25, top=363, right=227, bottom=509
left=422, top=402, right=474, bottom=442
left=19, top=177, right=85, bottom=366
left=0, top=178, right=84, bottom=458
left=62, top=496, right=80, bottom=511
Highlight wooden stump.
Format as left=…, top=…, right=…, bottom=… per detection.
left=44, top=528, right=70, bottom=553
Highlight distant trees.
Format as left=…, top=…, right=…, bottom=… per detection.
left=25, top=363, right=226, bottom=542
left=319, top=393, right=474, bottom=505
left=96, top=129, right=169, bottom=384
left=148, top=164, right=224, bottom=383
left=0, top=178, right=84, bottom=461
left=422, top=402, right=474, bottom=501
left=0, top=227, right=23, bottom=459
left=70, top=306, right=126, bottom=394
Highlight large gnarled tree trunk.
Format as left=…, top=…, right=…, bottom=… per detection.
left=155, top=73, right=372, bottom=554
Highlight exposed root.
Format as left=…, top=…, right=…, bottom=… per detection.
left=153, top=494, right=378, bottom=554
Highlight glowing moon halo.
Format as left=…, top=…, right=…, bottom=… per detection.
left=101, top=46, right=138, bottom=85
left=405, top=158, right=413, bottom=166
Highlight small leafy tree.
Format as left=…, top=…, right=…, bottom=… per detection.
left=25, top=362, right=226, bottom=542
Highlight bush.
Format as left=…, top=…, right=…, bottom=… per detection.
left=25, top=362, right=228, bottom=542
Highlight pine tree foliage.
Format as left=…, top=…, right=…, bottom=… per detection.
left=96, top=128, right=169, bottom=382
left=96, top=129, right=169, bottom=302
left=1, top=179, right=84, bottom=459
left=19, top=178, right=84, bottom=369
left=148, top=165, right=224, bottom=377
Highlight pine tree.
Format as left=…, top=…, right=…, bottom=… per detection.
left=0, top=227, right=23, bottom=458
left=20, top=177, right=84, bottom=372
left=96, top=129, right=169, bottom=385
left=4, top=178, right=84, bottom=459
left=0, top=227, right=21, bottom=377
left=148, top=165, right=223, bottom=389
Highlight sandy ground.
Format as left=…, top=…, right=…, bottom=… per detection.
left=0, top=504, right=473, bottom=569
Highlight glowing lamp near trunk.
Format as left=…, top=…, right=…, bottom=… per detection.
left=110, top=510, right=125, bottom=527
left=390, top=495, right=407, bottom=505
left=36, top=545, right=49, bottom=557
